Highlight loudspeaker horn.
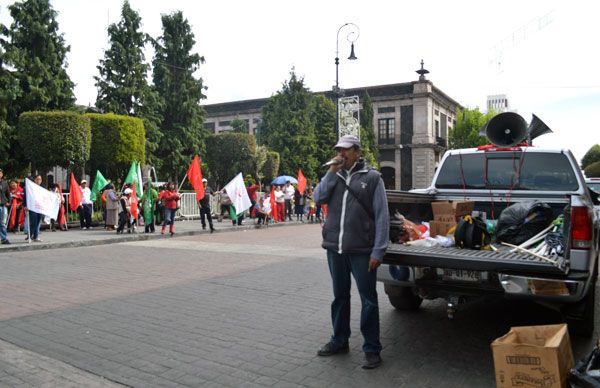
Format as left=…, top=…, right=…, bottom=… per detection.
left=479, top=112, right=528, bottom=147
left=527, top=114, right=553, bottom=145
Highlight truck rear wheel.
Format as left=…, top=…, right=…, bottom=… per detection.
left=564, top=284, right=596, bottom=337
left=384, top=284, right=423, bottom=310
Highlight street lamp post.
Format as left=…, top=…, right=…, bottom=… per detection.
left=335, top=23, right=359, bottom=137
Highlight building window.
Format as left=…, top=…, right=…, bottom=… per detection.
left=435, top=120, right=440, bottom=137
left=378, top=118, right=395, bottom=145
left=377, top=106, right=395, bottom=114
left=434, top=109, right=439, bottom=116
left=204, top=122, right=215, bottom=131
left=219, top=120, right=230, bottom=127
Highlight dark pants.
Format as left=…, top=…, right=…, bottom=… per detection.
left=79, top=204, right=92, bottom=228
left=200, top=205, right=213, bottom=229
left=326, top=249, right=381, bottom=354
left=28, top=211, right=42, bottom=240
left=117, top=211, right=130, bottom=233
left=284, top=199, right=292, bottom=220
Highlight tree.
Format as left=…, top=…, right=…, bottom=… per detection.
left=231, top=118, right=249, bottom=133
left=2, top=0, right=74, bottom=114
left=359, top=91, right=378, bottom=168
left=17, top=111, right=91, bottom=174
left=581, top=144, right=600, bottom=170
left=94, top=0, right=162, bottom=169
left=312, top=94, right=336, bottom=169
left=204, top=133, right=256, bottom=188
left=152, top=11, right=207, bottom=182
left=449, top=107, right=496, bottom=149
left=260, top=70, right=318, bottom=182
left=1, top=0, right=75, bottom=174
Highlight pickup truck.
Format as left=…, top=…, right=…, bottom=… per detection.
left=378, top=145, right=599, bottom=336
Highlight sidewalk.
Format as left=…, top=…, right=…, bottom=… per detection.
left=0, top=217, right=306, bottom=253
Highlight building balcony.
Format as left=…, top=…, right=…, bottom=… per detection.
left=436, top=136, right=447, bottom=148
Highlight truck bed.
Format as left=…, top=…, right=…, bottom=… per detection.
left=384, top=243, right=567, bottom=275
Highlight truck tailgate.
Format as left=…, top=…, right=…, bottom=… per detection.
left=384, top=243, right=567, bottom=275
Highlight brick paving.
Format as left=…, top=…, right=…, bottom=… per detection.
left=0, top=224, right=597, bottom=387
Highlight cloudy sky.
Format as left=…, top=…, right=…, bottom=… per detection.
left=1, top=0, right=598, bottom=161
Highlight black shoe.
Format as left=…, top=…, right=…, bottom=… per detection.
left=317, top=341, right=349, bottom=357
left=210, top=227, right=215, bottom=233
left=1, top=240, right=10, bottom=245
left=202, top=226, right=206, bottom=230
left=362, top=352, right=382, bottom=369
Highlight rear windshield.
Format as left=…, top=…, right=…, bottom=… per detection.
left=435, top=152, right=579, bottom=191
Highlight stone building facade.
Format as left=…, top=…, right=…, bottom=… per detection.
left=203, top=76, right=461, bottom=190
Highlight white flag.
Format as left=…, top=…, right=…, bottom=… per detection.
left=223, top=172, right=251, bottom=216
left=25, top=178, right=61, bottom=219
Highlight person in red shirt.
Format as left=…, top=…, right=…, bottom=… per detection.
left=161, top=182, right=180, bottom=236
left=246, top=180, right=259, bottom=219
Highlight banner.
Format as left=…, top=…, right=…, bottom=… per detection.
left=25, top=178, right=61, bottom=219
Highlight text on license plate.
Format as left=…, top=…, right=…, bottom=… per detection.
left=436, top=269, right=487, bottom=282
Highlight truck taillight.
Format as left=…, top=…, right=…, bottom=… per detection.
left=571, top=206, right=592, bottom=249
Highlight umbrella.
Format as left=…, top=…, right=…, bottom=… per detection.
left=271, top=175, right=298, bottom=185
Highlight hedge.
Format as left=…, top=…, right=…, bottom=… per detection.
left=585, top=160, right=600, bottom=178
left=18, top=111, right=91, bottom=172
left=86, top=113, right=145, bottom=180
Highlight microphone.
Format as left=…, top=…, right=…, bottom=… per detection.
left=322, top=159, right=342, bottom=167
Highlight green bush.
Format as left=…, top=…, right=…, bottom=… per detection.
left=585, top=160, right=600, bottom=178
left=17, top=111, right=91, bottom=172
left=205, top=132, right=257, bottom=188
left=86, top=113, right=145, bottom=180
left=582, top=144, right=600, bottom=169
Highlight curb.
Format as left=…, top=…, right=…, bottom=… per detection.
left=0, top=220, right=308, bottom=253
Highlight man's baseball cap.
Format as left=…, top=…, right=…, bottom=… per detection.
left=333, top=135, right=361, bottom=149
left=202, top=178, right=207, bottom=182
left=123, top=188, right=132, bottom=194
left=81, top=179, right=87, bottom=184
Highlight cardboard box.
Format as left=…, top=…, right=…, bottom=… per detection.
left=491, top=324, right=574, bottom=388
left=429, top=220, right=456, bottom=237
left=430, top=201, right=474, bottom=221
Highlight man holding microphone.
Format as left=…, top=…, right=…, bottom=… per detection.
left=313, top=135, right=389, bottom=370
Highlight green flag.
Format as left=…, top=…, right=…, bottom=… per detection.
left=90, top=170, right=109, bottom=202
left=125, top=160, right=138, bottom=185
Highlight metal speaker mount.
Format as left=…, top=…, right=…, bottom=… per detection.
left=479, top=112, right=553, bottom=147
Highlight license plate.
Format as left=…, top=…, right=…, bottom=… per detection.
left=437, top=269, right=487, bottom=282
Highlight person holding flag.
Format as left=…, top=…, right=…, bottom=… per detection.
left=0, top=168, right=10, bottom=244
left=161, top=182, right=180, bottom=236
left=140, top=181, right=158, bottom=233
left=116, top=187, right=133, bottom=234
left=223, top=172, right=252, bottom=226
left=199, top=178, right=216, bottom=233
left=23, top=174, right=60, bottom=242
left=78, top=179, right=93, bottom=230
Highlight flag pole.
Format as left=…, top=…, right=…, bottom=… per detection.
left=177, top=173, right=188, bottom=192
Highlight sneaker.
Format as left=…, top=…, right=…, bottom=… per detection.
left=362, top=352, right=382, bottom=369
left=1, top=240, right=10, bottom=245
left=317, top=341, right=349, bottom=357
left=33, top=238, right=43, bottom=242
left=82, top=227, right=87, bottom=230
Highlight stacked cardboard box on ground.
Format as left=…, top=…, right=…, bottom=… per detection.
left=491, top=324, right=574, bottom=388
left=429, top=201, right=474, bottom=237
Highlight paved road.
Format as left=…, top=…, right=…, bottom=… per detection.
left=0, top=223, right=597, bottom=387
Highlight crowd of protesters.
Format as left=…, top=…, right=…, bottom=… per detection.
left=0, top=169, right=326, bottom=245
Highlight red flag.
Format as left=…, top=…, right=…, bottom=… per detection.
left=297, top=168, right=307, bottom=194
left=57, top=183, right=66, bottom=227
left=69, top=173, right=82, bottom=212
left=130, top=182, right=139, bottom=219
left=269, top=185, right=278, bottom=223
left=187, top=155, right=205, bottom=201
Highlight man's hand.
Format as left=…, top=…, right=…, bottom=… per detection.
left=328, top=156, right=344, bottom=173
left=368, top=258, right=381, bottom=272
